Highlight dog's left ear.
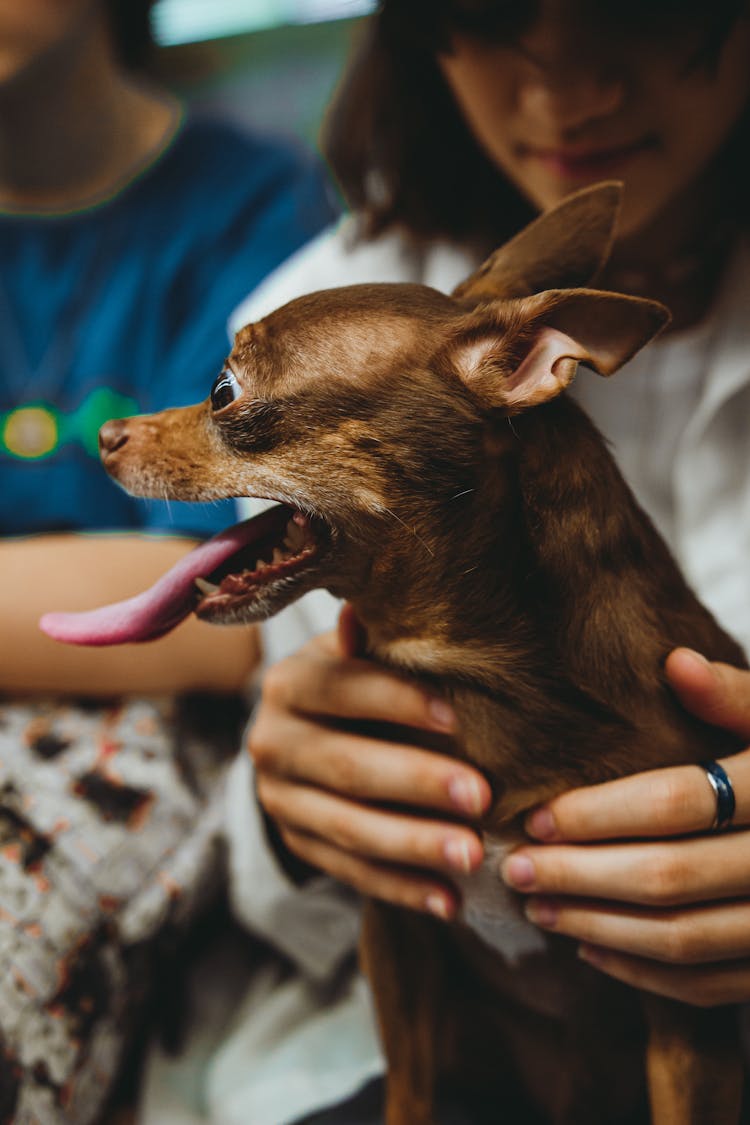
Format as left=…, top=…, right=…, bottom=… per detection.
left=446, top=288, right=670, bottom=412
left=453, top=181, right=622, bottom=304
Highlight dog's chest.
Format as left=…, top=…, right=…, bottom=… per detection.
left=454, top=834, right=548, bottom=964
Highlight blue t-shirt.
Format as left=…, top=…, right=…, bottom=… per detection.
left=0, top=115, right=337, bottom=538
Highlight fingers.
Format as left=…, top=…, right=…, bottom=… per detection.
left=502, top=829, right=750, bottom=908
left=252, top=633, right=492, bottom=818
left=499, top=647, right=750, bottom=1009
left=666, top=648, right=750, bottom=741
left=523, top=896, right=750, bottom=967
left=262, top=638, right=457, bottom=734
left=577, top=946, right=750, bottom=1008
left=257, top=774, right=483, bottom=880
left=522, top=649, right=750, bottom=844
left=251, top=707, right=488, bottom=817
left=524, top=752, right=750, bottom=843
left=250, top=632, right=492, bottom=912
left=337, top=602, right=367, bottom=658
left=280, top=827, right=460, bottom=919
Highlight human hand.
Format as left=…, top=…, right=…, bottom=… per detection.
left=249, top=604, right=491, bottom=918
left=501, top=648, right=750, bottom=1006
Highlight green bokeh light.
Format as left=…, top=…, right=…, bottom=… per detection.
left=1, top=388, right=139, bottom=461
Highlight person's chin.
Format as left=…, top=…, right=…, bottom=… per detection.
left=504, top=156, right=662, bottom=234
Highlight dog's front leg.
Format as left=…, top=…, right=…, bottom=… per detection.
left=643, top=993, right=743, bottom=1124
left=360, top=899, right=444, bottom=1125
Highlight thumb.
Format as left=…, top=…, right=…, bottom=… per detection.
left=665, top=648, right=750, bottom=741
left=336, top=602, right=367, bottom=659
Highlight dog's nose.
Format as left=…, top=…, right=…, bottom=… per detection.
left=99, top=418, right=129, bottom=457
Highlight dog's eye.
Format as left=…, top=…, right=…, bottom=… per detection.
left=210, top=370, right=240, bottom=411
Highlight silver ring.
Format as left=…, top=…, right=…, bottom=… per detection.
left=700, top=760, right=736, bottom=831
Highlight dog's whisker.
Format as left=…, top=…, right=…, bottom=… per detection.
left=160, top=489, right=173, bottom=519
left=449, top=488, right=475, bottom=502
left=381, top=506, right=435, bottom=558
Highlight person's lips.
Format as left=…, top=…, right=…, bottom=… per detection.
left=519, top=136, right=657, bottom=179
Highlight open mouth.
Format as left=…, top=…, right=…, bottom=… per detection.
left=40, top=503, right=328, bottom=646
left=193, top=505, right=322, bottom=620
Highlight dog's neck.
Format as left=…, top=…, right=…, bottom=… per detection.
left=351, top=445, right=532, bottom=688
left=351, top=396, right=646, bottom=693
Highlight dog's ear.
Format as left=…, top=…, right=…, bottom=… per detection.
left=446, top=288, right=670, bottom=412
left=453, top=182, right=621, bottom=305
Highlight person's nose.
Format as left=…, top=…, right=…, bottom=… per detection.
left=518, top=55, right=626, bottom=133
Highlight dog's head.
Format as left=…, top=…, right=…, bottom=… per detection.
left=41, top=183, right=668, bottom=646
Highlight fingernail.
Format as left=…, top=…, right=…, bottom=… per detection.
left=578, top=943, right=605, bottom=968
left=428, top=698, right=456, bottom=731
left=679, top=648, right=710, bottom=669
left=501, top=854, right=536, bottom=889
left=525, top=808, right=557, bottom=840
left=425, top=893, right=452, bottom=919
left=444, top=837, right=474, bottom=873
left=448, top=775, right=484, bottom=817
left=524, top=897, right=558, bottom=927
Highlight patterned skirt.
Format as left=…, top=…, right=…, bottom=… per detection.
left=0, top=693, right=242, bottom=1125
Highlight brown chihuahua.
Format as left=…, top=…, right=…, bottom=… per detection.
left=43, top=184, right=747, bottom=1124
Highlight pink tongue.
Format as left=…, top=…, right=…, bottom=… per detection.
left=39, top=507, right=286, bottom=646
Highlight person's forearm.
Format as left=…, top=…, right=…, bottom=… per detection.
left=2, top=533, right=260, bottom=696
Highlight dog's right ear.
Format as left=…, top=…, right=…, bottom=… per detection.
left=444, top=287, right=670, bottom=413
left=452, top=182, right=621, bottom=305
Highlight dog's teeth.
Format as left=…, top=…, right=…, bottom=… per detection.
left=256, top=559, right=268, bottom=571
left=272, top=548, right=286, bottom=564
left=285, top=519, right=306, bottom=549
left=194, top=577, right=219, bottom=596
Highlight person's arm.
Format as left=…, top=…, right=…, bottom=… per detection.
left=249, top=605, right=491, bottom=921
left=500, top=649, right=750, bottom=1007
left=4, top=533, right=259, bottom=696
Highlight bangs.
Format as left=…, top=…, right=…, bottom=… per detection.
left=380, top=0, right=746, bottom=64
left=380, top=0, right=537, bottom=52
left=105, top=0, right=156, bottom=69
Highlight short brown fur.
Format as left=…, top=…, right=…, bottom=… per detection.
left=98, top=184, right=747, bottom=1124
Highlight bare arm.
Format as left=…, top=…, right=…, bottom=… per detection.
left=3, top=533, right=260, bottom=696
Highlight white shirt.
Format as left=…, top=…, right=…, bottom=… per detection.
left=140, top=217, right=750, bottom=1125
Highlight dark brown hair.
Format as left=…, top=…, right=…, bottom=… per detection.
left=323, top=0, right=748, bottom=247
left=105, top=0, right=157, bottom=69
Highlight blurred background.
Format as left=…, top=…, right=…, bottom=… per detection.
left=151, top=0, right=374, bottom=148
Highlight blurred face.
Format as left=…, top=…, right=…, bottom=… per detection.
left=0, top=0, right=100, bottom=86
left=438, top=2, right=750, bottom=236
